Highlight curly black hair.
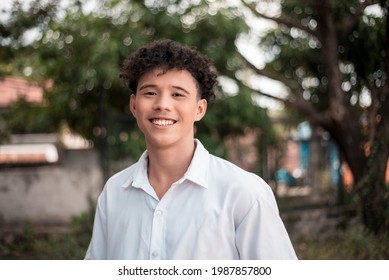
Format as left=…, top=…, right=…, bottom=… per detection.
left=120, top=39, right=218, bottom=102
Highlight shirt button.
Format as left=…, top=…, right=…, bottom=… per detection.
left=155, top=210, right=163, bottom=216
left=152, top=251, right=159, bottom=257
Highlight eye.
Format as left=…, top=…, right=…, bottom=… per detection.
left=143, top=91, right=156, bottom=96
left=172, top=92, right=184, bottom=97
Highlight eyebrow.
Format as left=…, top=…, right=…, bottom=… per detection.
left=137, top=84, right=156, bottom=91
left=137, top=84, right=191, bottom=95
left=172, top=85, right=190, bottom=95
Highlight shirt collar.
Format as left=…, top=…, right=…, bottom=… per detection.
left=184, top=139, right=209, bottom=189
left=121, top=139, right=209, bottom=190
left=120, top=150, right=148, bottom=189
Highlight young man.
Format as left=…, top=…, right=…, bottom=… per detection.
left=85, top=39, right=297, bottom=260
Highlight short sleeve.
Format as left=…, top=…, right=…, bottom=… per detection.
left=235, top=183, right=297, bottom=260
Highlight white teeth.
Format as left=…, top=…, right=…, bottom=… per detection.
left=151, top=119, right=175, bottom=126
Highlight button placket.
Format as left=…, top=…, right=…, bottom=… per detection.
left=148, top=183, right=180, bottom=259
left=149, top=206, right=165, bottom=259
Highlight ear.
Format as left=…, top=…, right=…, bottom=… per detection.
left=129, top=94, right=137, bottom=118
left=195, top=99, right=207, bottom=122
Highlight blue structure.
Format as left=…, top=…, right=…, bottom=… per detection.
left=328, top=139, right=341, bottom=188
left=275, top=121, right=342, bottom=190
left=296, top=121, right=312, bottom=174
left=275, top=168, right=297, bottom=187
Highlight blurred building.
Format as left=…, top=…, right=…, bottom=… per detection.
left=0, top=76, right=103, bottom=229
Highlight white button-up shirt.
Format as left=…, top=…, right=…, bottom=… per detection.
left=85, top=140, right=297, bottom=260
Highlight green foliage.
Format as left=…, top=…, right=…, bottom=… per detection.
left=260, top=0, right=387, bottom=114
left=0, top=0, right=58, bottom=76
left=2, top=97, right=58, bottom=134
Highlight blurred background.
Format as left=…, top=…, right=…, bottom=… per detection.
left=0, top=0, right=388, bottom=259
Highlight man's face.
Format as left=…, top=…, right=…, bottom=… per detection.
left=130, top=68, right=207, bottom=149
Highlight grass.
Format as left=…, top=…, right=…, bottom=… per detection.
left=1, top=212, right=389, bottom=260
left=0, top=212, right=93, bottom=260
left=294, top=223, right=389, bottom=259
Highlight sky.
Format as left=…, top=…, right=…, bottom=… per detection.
left=0, top=0, right=13, bottom=9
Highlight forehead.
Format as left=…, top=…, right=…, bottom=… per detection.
left=137, top=68, right=199, bottom=91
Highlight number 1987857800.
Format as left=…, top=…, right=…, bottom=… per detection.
left=211, top=266, right=271, bottom=276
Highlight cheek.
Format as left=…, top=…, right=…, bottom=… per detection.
left=135, top=117, right=148, bottom=134
left=132, top=101, right=147, bottom=116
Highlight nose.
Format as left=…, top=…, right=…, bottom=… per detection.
left=153, top=93, right=172, bottom=111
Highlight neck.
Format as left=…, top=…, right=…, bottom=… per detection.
left=146, top=139, right=196, bottom=199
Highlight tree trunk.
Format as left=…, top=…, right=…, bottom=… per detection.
left=316, top=0, right=389, bottom=233
left=355, top=120, right=389, bottom=234
left=356, top=1, right=389, bottom=234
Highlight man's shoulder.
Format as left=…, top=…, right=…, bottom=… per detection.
left=207, top=154, right=277, bottom=215
left=105, top=161, right=140, bottom=189
left=208, top=154, right=267, bottom=188
left=209, top=154, right=254, bottom=176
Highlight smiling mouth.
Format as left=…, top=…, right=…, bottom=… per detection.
left=150, top=119, right=176, bottom=126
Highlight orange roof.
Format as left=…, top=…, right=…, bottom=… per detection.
left=0, top=76, right=47, bottom=107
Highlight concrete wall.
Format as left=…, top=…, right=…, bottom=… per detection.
left=0, top=149, right=103, bottom=225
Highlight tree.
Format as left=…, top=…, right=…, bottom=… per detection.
left=1, top=0, right=277, bottom=178
left=240, top=0, right=389, bottom=233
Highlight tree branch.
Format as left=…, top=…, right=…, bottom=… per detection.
left=241, top=0, right=319, bottom=38
left=238, top=48, right=330, bottom=126
left=246, top=84, right=331, bottom=127
left=238, top=51, right=300, bottom=90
